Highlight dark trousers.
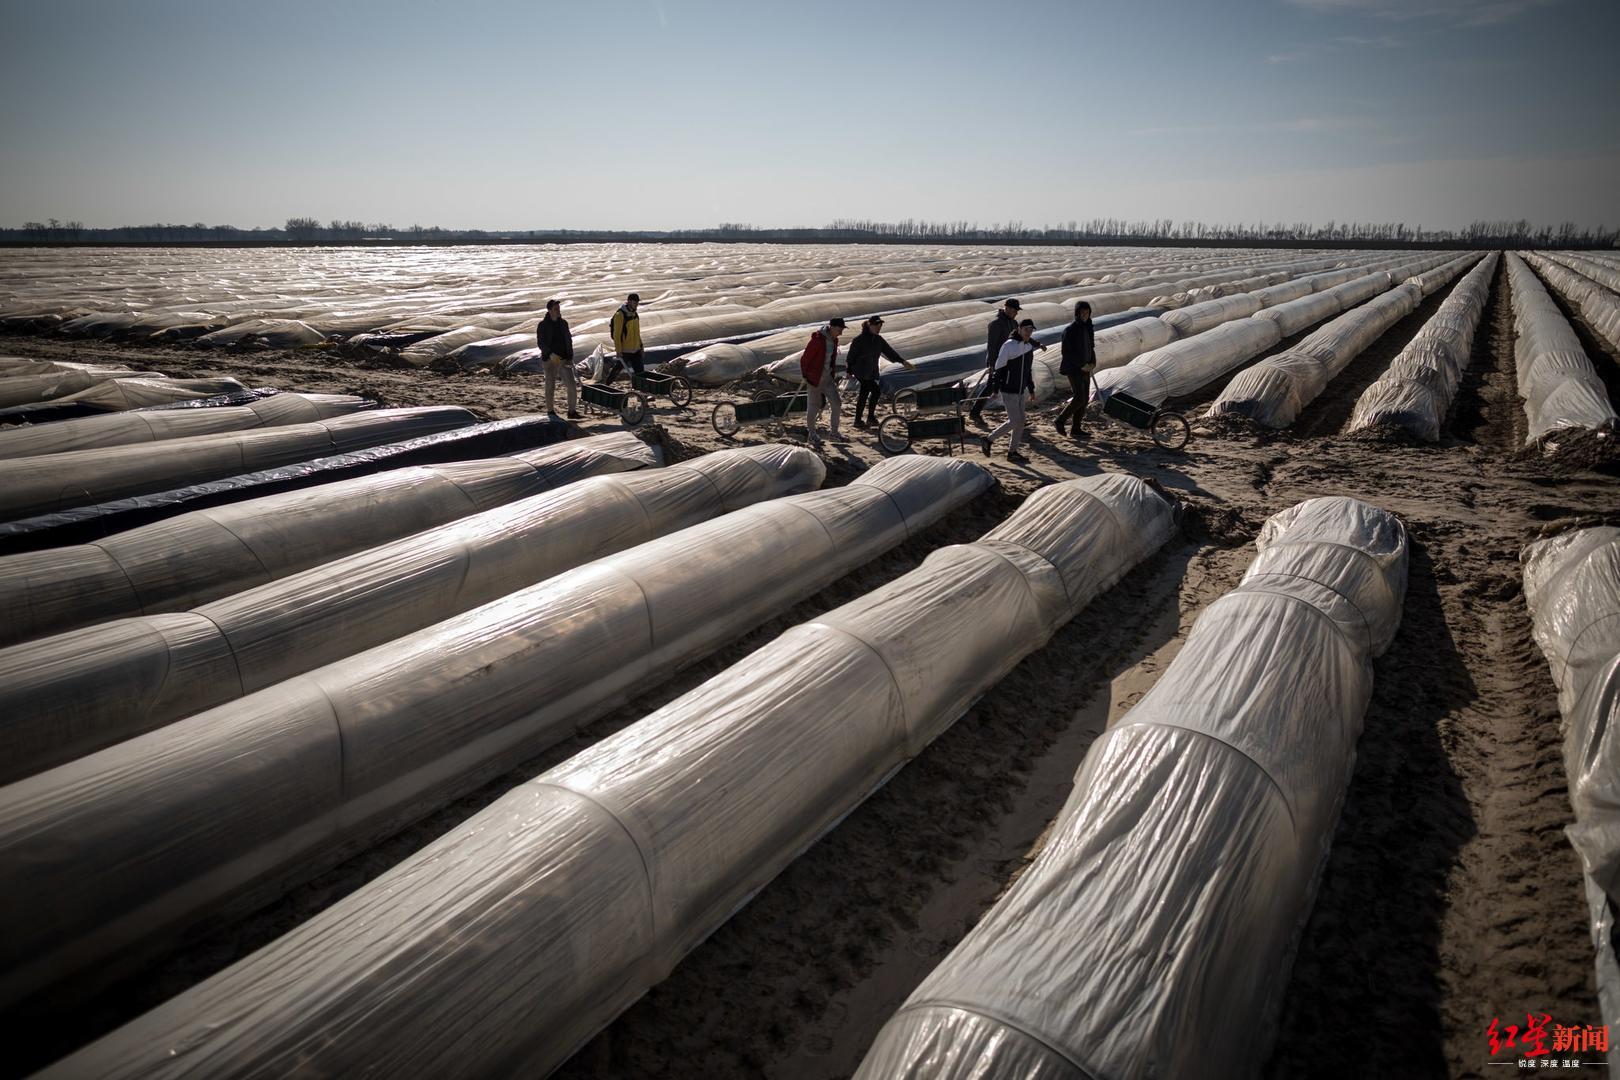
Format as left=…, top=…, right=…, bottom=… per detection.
left=1056, top=371, right=1092, bottom=431
left=855, top=379, right=882, bottom=424
left=606, top=349, right=645, bottom=385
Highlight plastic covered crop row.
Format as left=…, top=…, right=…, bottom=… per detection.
left=1506, top=254, right=1617, bottom=442
left=0, top=405, right=477, bottom=521
left=1207, top=277, right=1432, bottom=427
left=0, top=391, right=372, bottom=459
left=1349, top=253, right=1498, bottom=440
left=0, top=366, right=164, bottom=409
left=1548, top=251, right=1620, bottom=299
left=856, top=496, right=1409, bottom=1080
left=1096, top=257, right=1453, bottom=408
left=1523, top=527, right=1620, bottom=1045
left=1527, top=252, right=1620, bottom=355
left=0, top=414, right=571, bottom=552
left=0, top=376, right=251, bottom=420
left=0, top=455, right=990, bottom=1010
left=0, top=444, right=824, bottom=781
left=43, top=473, right=1175, bottom=1080
left=0, top=431, right=658, bottom=648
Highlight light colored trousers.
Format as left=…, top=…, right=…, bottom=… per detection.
left=989, top=390, right=1028, bottom=452
left=545, top=355, right=577, bottom=413
left=806, top=377, right=840, bottom=440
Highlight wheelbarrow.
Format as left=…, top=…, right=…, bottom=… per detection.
left=579, top=381, right=648, bottom=427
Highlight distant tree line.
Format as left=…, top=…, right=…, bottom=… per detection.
left=1, top=215, right=1614, bottom=249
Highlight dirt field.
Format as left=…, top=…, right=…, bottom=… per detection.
left=4, top=258, right=1618, bottom=1077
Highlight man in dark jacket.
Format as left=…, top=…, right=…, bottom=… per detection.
left=1055, top=301, right=1096, bottom=439
left=846, top=316, right=915, bottom=428
left=968, top=298, right=1021, bottom=425
left=536, top=299, right=581, bottom=418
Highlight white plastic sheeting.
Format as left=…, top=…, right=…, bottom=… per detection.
left=0, top=366, right=163, bottom=409
left=1506, top=254, right=1617, bottom=442
left=0, top=406, right=477, bottom=520
left=16, top=376, right=250, bottom=412
left=1350, top=253, right=1498, bottom=439
left=1527, top=252, right=1620, bottom=355
left=1208, top=276, right=1435, bottom=427
left=0, top=391, right=371, bottom=458
left=0, top=444, right=825, bottom=780
left=1097, top=257, right=1453, bottom=407
left=1550, top=251, right=1620, bottom=297
left=42, top=473, right=1176, bottom=1080
left=1094, top=318, right=1284, bottom=405
left=0, top=455, right=990, bottom=1010
left=673, top=300, right=991, bottom=385
left=1523, top=528, right=1620, bottom=1057
left=856, top=496, right=1409, bottom=1080
left=0, top=431, right=658, bottom=648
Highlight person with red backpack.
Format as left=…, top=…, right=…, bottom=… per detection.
left=800, top=317, right=847, bottom=449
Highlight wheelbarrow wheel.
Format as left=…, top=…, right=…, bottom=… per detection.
left=667, top=375, right=694, bottom=408
left=751, top=389, right=776, bottom=403
left=1150, top=409, right=1190, bottom=450
left=621, top=392, right=648, bottom=427
left=877, top=415, right=913, bottom=454
left=890, top=388, right=918, bottom=418
left=711, top=402, right=739, bottom=438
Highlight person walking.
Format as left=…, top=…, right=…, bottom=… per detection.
left=799, top=317, right=847, bottom=449
left=979, top=318, right=1038, bottom=464
left=606, top=292, right=644, bottom=384
left=1055, top=301, right=1096, bottom=439
left=846, top=315, right=915, bottom=428
left=536, top=299, right=581, bottom=419
left=968, top=299, right=1021, bottom=425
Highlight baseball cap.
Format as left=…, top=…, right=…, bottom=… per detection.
left=828, top=317, right=847, bottom=328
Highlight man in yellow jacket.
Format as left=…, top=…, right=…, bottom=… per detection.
left=606, top=292, right=644, bottom=384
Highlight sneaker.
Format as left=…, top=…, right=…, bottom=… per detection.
left=979, top=436, right=992, bottom=457
left=1070, top=428, right=1088, bottom=441
left=1053, top=421, right=1067, bottom=437
left=853, top=419, right=868, bottom=429
left=970, top=411, right=987, bottom=427
left=566, top=411, right=582, bottom=420
left=1007, top=450, right=1030, bottom=464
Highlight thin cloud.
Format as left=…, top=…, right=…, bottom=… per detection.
left=1266, top=32, right=1407, bottom=63
left=1134, top=116, right=1380, bottom=136
left=1282, top=0, right=1561, bottom=27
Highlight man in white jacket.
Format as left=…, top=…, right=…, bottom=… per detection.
left=979, top=318, right=1038, bottom=464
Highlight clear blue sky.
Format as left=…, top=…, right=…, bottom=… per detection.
left=1, top=0, right=1615, bottom=230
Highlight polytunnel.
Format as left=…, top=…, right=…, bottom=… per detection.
left=0, top=366, right=164, bottom=409
left=1506, top=254, right=1617, bottom=442
left=0, top=405, right=477, bottom=521
left=1523, top=527, right=1620, bottom=1046
left=0, top=376, right=250, bottom=418
left=1350, top=253, right=1498, bottom=440
left=855, top=496, right=1409, bottom=1080
left=1526, top=252, right=1620, bottom=355
left=0, top=413, right=573, bottom=551
left=41, top=473, right=1178, bottom=1080
left=0, top=444, right=825, bottom=780
left=0, top=391, right=372, bottom=458
left=1095, top=257, right=1453, bottom=407
left=0, top=430, right=657, bottom=647
left=1207, top=268, right=1445, bottom=428
left=0, top=455, right=990, bottom=1009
